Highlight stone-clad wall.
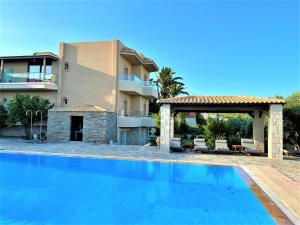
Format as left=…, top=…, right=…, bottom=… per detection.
left=105, top=112, right=117, bottom=143
left=268, top=104, right=283, bottom=160
left=47, top=112, right=71, bottom=142
left=160, top=104, right=171, bottom=152
left=47, top=111, right=117, bottom=143
left=83, top=112, right=106, bottom=143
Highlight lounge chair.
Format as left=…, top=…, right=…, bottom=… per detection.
left=193, top=138, right=209, bottom=153
left=170, top=138, right=184, bottom=152
left=241, top=138, right=263, bottom=156
left=283, top=149, right=300, bottom=157
left=214, top=140, right=231, bottom=154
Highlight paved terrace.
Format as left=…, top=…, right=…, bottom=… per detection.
left=0, top=138, right=299, bottom=224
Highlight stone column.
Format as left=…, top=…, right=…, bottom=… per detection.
left=170, top=112, right=175, bottom=138
left=160, top=104, right=171, bottom=152
left=0, top=59, right=4, bottom=80
left=268, top=104, right=283, bottom=160
left=253, top=110, right=265, bottom=152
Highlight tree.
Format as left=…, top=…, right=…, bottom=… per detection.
left=153, top=67, right=189, bottom=99
left=203, top=115, right=227, bottom=149
left=195, top=113, right=206, bottom=126
left=283, top=92, right=300, bottom=149
left=7, top=94, right=53, bottom=138
left=169, top=82, right=189, bottom=97
left=0, top=103, right=8, bottom=128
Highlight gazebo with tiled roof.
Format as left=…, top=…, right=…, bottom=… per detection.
left=157, top=95, right=285, bottom=160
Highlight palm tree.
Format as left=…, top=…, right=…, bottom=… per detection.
left=169, top=82, right=189, bottom=97
left=154, top=67, right=189, bottom=99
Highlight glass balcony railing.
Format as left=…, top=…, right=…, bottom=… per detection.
left=119, top=74, right=156, bottom=88
left=0, top=72, right=57, bottom=84
left=118, top=110, right=149, bottom=117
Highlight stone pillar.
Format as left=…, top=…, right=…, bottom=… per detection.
left=268, top=104, right=283, bottom=160
left=170, top=112, right=175, bottom=138
left=253, top=110, right=265, bottom=152
left=0, top=59, right=4, bottom=80
left=160, top=104, right=171, bottom=152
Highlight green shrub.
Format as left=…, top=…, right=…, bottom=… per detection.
left=7, top=94, right=53, bottom=139
left=0, top=103, right=8, bottom=128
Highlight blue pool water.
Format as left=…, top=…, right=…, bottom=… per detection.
left=0, top=153, right=275, bottom=225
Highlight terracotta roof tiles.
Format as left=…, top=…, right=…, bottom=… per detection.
left=49, top=105, right=106, bottom=112
left=157, top=96, right=285, bottom=105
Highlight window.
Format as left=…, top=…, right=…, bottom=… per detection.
left=143, top=102, right=147, bottom=116
left=123, top=67, right=128, bottom=75
left=29, top=65, right=41, bottom=73
left=123, top=99, right=128, bottom=116
left=64, top=62, right=69, bottom=71
left=63, top=97, right=68, bottom=105
left=123, top=67, right=128, bottom=80
left=42, top=65, right=52, bottom=74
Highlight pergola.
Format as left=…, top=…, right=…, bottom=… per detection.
left=158, top=96, right=286, bottom=160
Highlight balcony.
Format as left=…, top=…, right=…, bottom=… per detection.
left=118, top=111, right=156, bottom=128
left=119, top=74, right=158, bottom=98
left=0, top=72, right=58, bottom=91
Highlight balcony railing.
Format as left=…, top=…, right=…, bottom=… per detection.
left=118, top=110, right=149, bottom=117
left=0, top=72, right=57, bottom=84
left=119, top=74, right=156, bottom=88
left=117, top=110, right=156, bottom=127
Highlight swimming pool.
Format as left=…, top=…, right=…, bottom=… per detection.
left=0, top=153, right=276, bottom=225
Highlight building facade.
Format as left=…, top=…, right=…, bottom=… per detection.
left=0, top=40, right=158, bottom=144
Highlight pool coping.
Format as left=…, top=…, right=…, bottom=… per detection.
left=0, top=150, right=296, bottom=224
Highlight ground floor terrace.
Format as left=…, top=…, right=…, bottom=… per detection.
left=0, top=138, right=299, bottom=224
left=158, top=96, right=287, bottom=160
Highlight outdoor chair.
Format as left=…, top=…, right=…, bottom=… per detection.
left=283, top=149, right=300, bottom=157
left=193, top=138, right=209, bottom=153
left=241, top=138, right=264, bottom=156
left=170, top=138, right=184, bottom=152
left=214, top=140, right=231, bottom=154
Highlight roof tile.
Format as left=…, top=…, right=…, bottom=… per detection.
left=49, top=105, right=106, bottom=112
left=157, top=96, right=285, bottom=105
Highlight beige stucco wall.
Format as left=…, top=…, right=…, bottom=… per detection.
left=131, top=65, right=149, bottom=80
left=118, top=92, right=132, bottom=114
left=130, top=96, right=149, bottom=115
left=140, top=65, right=149, bottom=81
left=59, top=41, right=117, bottom=111
left=3, top=61, right=28, bottom=73
left=0, top=91, right=57, bottom=105
left=119, top=56, right=133, bottom=75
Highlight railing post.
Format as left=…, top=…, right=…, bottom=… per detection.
left=36, top=110, right=43, bottom=142
left=43, top=57, right=46, bottom=73
left=26, top=110, right=33, bottom=141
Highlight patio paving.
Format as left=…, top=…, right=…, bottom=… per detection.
left=0, top=137, right=299, bottom=224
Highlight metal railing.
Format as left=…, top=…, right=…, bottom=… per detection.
left=118, top=110, right=150, bottom=117
left=119, top=74, right=155, bottom=87
left=0, top=72, right=57, bottom=84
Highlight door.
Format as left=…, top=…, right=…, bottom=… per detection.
left=70, top=116, right=83, bottom=141
left=119, top=130, right=127, bottom=145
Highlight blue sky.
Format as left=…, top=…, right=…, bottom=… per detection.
left=0, top=0, right=299, bottom=97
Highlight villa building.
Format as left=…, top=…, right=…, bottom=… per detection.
left=0, top=40, right=159, bottom=144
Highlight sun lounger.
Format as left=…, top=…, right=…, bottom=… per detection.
left=214, top=140, right=231, bottom=154
left=170, top=138, right=184, bottom=152
left=241, top=138, right=263, bottom=156
left=283, top=149, right=300, bottom=157
left=193, top=138, right=209, bottom=153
